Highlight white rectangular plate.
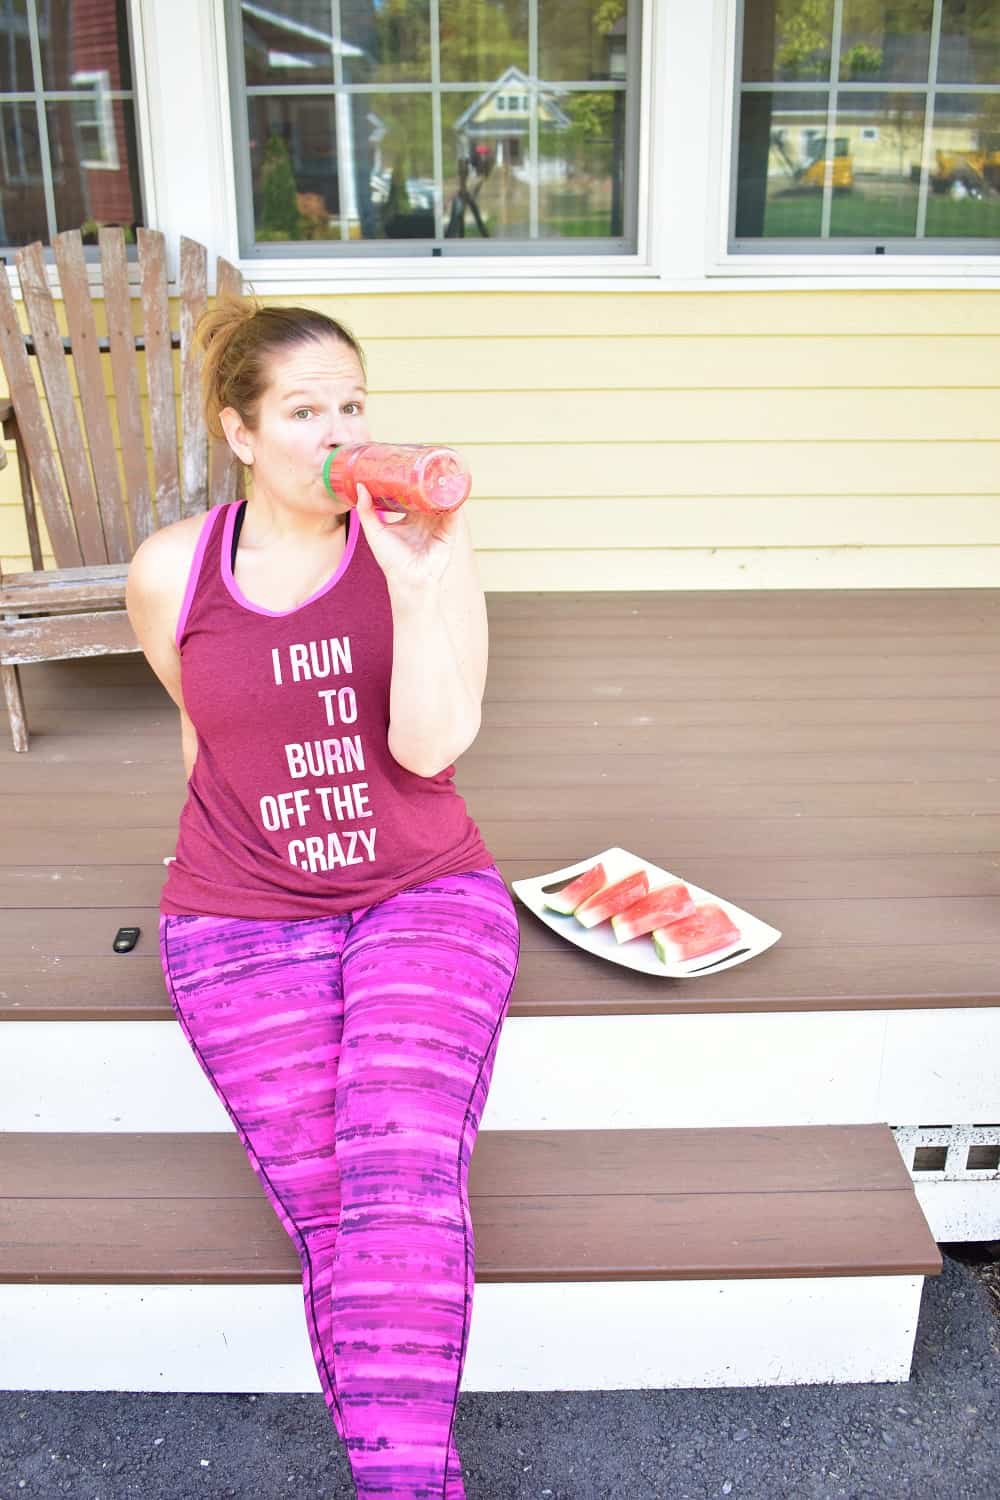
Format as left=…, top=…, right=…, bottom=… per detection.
left=511, top=847, right=782, bottom=980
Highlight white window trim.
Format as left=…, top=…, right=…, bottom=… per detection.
left=8, top=0, right=999, bottom=299
left=203, top=0, right=662, bottom=292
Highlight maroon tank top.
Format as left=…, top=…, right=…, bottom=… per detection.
left=160, top=500, right=493, bottom=920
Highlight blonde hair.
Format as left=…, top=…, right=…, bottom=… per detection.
left=194, top=293, right=367, bottom=440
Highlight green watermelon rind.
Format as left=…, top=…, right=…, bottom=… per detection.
left=542, top=860, right=608, bottom=916
left=651, top=906, right=742, bottom=967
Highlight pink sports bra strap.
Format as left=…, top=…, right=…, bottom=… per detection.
left=174, top=505, right=225, bottom=650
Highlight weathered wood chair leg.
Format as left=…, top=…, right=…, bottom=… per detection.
left=1, top=660, right=29, bottom=751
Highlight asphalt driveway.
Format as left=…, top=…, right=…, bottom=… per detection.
left=1, top=1249, right=997, bottom=1500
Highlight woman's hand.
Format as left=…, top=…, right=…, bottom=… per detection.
left=352, top=483, right=461, bottom=594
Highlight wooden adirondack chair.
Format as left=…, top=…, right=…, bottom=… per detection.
left=0, top=227, right=244, bottom=751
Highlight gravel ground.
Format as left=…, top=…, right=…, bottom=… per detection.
left=1, top=1248, right=997, bottom=1500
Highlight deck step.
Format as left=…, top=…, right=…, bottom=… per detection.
left=0, top=1125, right=941, bottom=1391
left=3, top=1011, right=999, bottom=1245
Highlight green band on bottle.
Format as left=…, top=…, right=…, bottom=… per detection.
left=321, top=448, right=342, bottom=498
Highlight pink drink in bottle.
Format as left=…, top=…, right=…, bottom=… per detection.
left=321, top=443, right=471, bottom=515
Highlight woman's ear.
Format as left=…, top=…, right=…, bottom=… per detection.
left=219, top=406, right=254, bottom=465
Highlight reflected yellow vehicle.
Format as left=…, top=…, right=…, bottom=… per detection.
left=930, top=148, right=1000, bottom=196
left=771, top=132, right=854, bottom=192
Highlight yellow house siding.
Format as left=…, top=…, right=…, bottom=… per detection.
left=2, top=289, right=998, bottom=588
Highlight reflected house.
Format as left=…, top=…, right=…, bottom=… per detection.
left=452, top=66, right=571, bottom=182
left=0, top=0, right=137, bottom=246
left=238, top=7, right=578, bottom=240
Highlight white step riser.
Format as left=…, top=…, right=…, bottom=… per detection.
left=0, top=1277, right=925, bottom=1394
left=4, top=1009, right=998, bottom=1132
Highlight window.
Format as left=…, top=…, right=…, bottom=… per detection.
left=0, top=0, right=143, bottom=253
left=731, top=0, right=1000, bottom=254
left=225, top=0, right=641, bottom=258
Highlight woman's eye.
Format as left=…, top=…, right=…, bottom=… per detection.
left=343, top=402, right=362, bottom=416
left=292, top=408, right=312, bottom=420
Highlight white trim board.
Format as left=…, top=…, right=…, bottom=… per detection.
left=0, top=1275, right=926, bottom=1392
left=4, top=1009, right=997, bottom=1134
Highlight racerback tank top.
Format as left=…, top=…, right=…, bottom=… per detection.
left=160, top=500, right=493, bottom=920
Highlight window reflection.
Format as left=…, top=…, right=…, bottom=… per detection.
left=735, top=0, right=1000, bottom=246
left=0, top=0, right=141, bottom=248
left=239, top=0, right=631, bottom=247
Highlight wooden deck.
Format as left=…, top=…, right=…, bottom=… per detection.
left=1, top=1125, right=941, bottom=1284
left=2, top=587, right=1000, bottom=1020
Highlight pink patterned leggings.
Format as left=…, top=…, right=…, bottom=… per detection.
left=158, top=863, right=520, bottom=1500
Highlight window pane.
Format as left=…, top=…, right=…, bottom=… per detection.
left=345, top=0, right=430, bottom=84
left=735, top=91, right=828, bottom=237
left=925, top=93, right=1000, bottom=236
left=0, top=100, right=47, bottom=244
left=539, top=0, right=627, bottom=83
left=0, top=0, right=33, bottom=93
left=249, top=95, right=340, bottom=241
left=48, top=97, right=141, bottom=238
left=242, top=0, right=335, bottom=87
left=838, top=0, right=933, bottom=83
left=442, top=88, right=529, bottom=237
left=439, top=0, right=528, bottom=83
left=938, top=0, right=1000, bottom=85
left=538, top=88, right=625, bottom=238
left=742, top=0, right=834, bottom=84
left=39, top=0, right=133, bottom=92
left=364, top=93, right=435, bottom=237
left=828, top=92, right=924, bottom=236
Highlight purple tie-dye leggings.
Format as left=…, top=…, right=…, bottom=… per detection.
left=158, top=863, right=520, bottom=1500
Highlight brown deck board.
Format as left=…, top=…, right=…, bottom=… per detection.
left=2, top=781, right=995, bottom=826
left=2, top=589, right=998, bottom=1021
left=4, top=941, right=1000, bottom=1019
left=3, top=815, right=999, bottom=865
left=2, top=894, right=997, bottom=955
left=0, top=1127, right=942, bottom=1284
left=6, top=753, right=997, bottom=798
left=5, top=717, right=1000, bottom=767
left=2, top=852, right=999, bottom=909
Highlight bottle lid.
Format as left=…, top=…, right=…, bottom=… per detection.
left=321, top=448, right=342, bottom=498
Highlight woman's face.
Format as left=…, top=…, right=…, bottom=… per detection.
left=227, top=335, right=371, bottom=516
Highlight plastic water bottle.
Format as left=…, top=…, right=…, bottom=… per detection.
left=321, top=443, right=472, bottom=515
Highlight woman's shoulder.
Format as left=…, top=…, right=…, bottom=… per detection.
left=126, top=508, right=227, bottom=650
left=128, top=507, right=221, bottom=597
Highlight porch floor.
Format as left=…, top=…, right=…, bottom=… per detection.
left=3, top=587, right=999, bottom=1020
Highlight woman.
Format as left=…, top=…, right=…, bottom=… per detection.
left=125, top=296, right=521, bottom=1500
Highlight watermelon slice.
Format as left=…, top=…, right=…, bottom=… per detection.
left=542, top=861, right=608, bottom=916
left=610, top=881, right=696, bottom=944
left=652, top=903, right=742, bottom=965
left=574, top=869, right=650, bottom=929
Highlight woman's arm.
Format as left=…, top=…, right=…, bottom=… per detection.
left=125, top=520, right=202, bottom=780
left=385, top=507, right=488, bottom=779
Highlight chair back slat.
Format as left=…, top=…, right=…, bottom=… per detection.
left=52, top=230, right=131, bottom=564
left=179, top=236, right=208, bottom=517
left=16, top=243, right=108, bottom=565
left=138, top=229, right=181, bottom=530
left=99, top=228, right=153, bottom=547
left=0, top=265, right=82, bottom=567
left=209, top=256, right=244, bottom=508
